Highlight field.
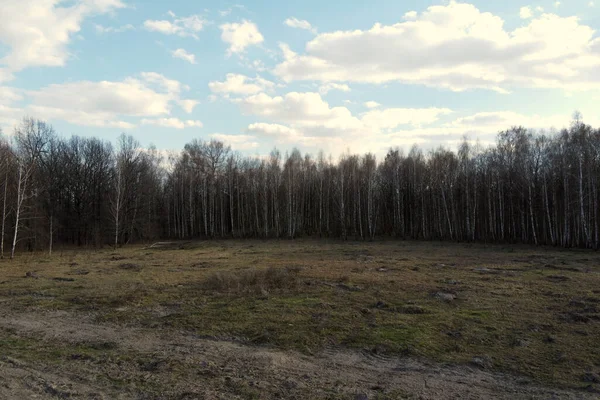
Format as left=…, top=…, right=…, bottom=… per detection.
left=0, top=240, right=599, bottom=399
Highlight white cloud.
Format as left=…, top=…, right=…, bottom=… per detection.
left=361, top=107, right=453, bottom=130
left=236, top=92, right=450, bottom=133
left=520, top=6, right=533, bottom=19
left=178, top=99, right=199, bottom=113
left=364, top=101, right=381, bottom=109
left=403, top=11, right=418, bottom=20
left=0, top=0, right=125, bottom=80
left=25, top=73, right=197, bottom=128
left=143, top=13, right=205, bottom=39
left=209, top=73, right=275, bottom=95
left=236, top=92, right=362, bottom=132
left=0, top=86, right=23, bottom=104
left=95, top=24, right=134, bottom=34
left=0, top=87, right=23, bottom=133
left=233, top=91, right=455, bottom=155
left=274, top=2, right=600, bottom=92
left=139, top=72, right=186, bottom=95
left=172, top=48, right=197, bottom=64
left=238, top=89, right=600, bottom=156
left=318, top=83, right=351, bottom=95
left=554, top=1, right=561, bottom=7
left=536, top=6, right=544, bottom=12
left=447, top=111, right=600, bottom=131
left=220, top=20, right=264, bottom=55
left=210, top=133, right=259, bottom=150
left=589, top=1, right=595, bottom=6
left=141, top=118, right=203, bottom=129
left=284, top=17, right=317, bottom=34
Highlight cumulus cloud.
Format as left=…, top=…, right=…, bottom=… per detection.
left=231, top=91, right=456, bottom=155
left=364, top=101, right=381, bottom=109
left=227, top=88, right=596, bottom=156
left=178, top=99, right=199, bottom=113
left=0, top=87, right=24, bottom=133
left=0, top=0, right=125, bottom=80
left=519, top=6, right=533, bottom=19
left=141, top=118, right=203, bottom=129
left=274, top=2, right=600, bottom=92
left=25, top=73, right=198, bottom=128
left=362, top=107, right=453, bottom=130
left=95, top=24, right=134, bottom=34
left=172, top=48, right=197, bottom=64
left=284, top=17, right=317, bottom=34
left=144, top=12, right=205, bottom=39
left=447, top=111, right=600, bottom=131
left=235, top=92, right=362, bottom=133
left=318, top=83, right=351, bottom=95
left=210, top=133, right=259, bottom=150
left=209, top=73, right=275, bottom=95
left=236, top=92, right=450, bottom=132
left=247, top=122, right=347, bottom=151
left=220, top=20, right=264, bottom=55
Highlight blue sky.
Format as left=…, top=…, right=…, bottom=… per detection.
left=1, top=0, right=599, bottom=158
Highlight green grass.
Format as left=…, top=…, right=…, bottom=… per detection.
left=1, top=239, right=600, bottom=390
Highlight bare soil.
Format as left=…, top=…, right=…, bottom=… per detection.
left=0, top=310, right=593, bottom=399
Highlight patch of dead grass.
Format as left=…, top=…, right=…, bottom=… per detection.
left=203, top=266, right=301, bottom=295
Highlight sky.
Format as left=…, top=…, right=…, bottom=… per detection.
left=1, top=0, right=599, bottom=158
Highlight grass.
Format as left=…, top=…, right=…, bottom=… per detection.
left=1, top=239, right=600, bottom=390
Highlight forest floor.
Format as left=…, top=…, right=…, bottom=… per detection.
left=0, top=239, right=599, bottom=399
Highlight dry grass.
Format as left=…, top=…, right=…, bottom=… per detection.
left=203, top=266, right=301, bottom=295
left=1, top=239, right=599, bottom=392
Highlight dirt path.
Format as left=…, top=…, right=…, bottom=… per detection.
left=0, top=311, right=594, bottom=399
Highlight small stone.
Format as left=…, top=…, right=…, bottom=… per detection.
left=544, top=335, right=556, bottom=343
left=471, top=356, right=492, bottom=369
left=374, top=301, right=388, bottom=309
left=435, top=292, right=456, bottom=302
left=355, top=394, right=368, bottom=400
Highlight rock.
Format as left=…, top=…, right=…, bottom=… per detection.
left=435, top=292, right=456, bottom=302
left=544, top=335, right=556, bottom=343
left=25, top=271, right=38, bottom=279
left=374, top=301, right=388, bottom=309
left=355, top=394, right=369, bottom=400
left=471, top=356, right=493, bottom=369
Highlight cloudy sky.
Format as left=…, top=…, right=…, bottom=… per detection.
left=1, top=0, right=599, bottom=157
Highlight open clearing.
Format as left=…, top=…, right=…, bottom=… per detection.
left=0, top=240, right=599, bottom=399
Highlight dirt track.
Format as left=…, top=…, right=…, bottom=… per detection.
left=0, top=310, right=594, bottom=399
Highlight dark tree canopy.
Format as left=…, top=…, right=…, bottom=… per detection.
left=2, top=116, right=600, bottom=256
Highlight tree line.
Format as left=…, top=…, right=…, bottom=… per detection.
left=1, top=115, right=599, bottom=257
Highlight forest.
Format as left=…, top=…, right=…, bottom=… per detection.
left=1, top=115, right=599, bottom=257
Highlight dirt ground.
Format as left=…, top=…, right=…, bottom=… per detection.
left=0, top=310, right=592, bottom=399
left=0, top=240, right=599, bottom=399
